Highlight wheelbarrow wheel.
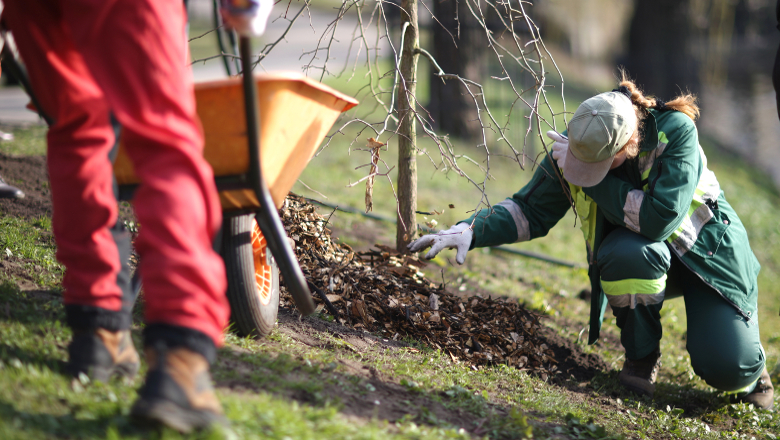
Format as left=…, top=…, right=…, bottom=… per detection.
left=221, top=213, right=279, bottom=337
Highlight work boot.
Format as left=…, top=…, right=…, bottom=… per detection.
left=0, top=175, right=24, bottom=199
left=130, top=344, right=227, bottom=433
left=618, top=349, right=661, bottom=398
left=738, top=368, right=774, bottom=410
left=68, top=328, right=140, bottom=382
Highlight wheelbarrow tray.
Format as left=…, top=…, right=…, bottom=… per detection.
left=113, top=72, right=358, bottom=209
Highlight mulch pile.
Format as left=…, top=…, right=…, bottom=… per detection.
left=279, top=194, right=558, bottom=379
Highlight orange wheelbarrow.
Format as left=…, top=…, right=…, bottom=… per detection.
left=114, top=38, right=358, bottom=336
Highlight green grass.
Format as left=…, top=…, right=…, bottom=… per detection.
left=0, top=216, right=62, bottom=288
left=0, top=125, right=47, bottom=156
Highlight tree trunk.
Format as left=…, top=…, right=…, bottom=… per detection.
left=429, top=0, right=488, bottom=142
left=623, top=0, right=700, bottom=98
left=396, top=0, right=419, bottom=251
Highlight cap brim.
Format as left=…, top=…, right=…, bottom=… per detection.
left=563, top=147, right=614, bottom=187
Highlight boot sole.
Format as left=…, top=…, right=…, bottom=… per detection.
left=69, top=361, right=140, bottom=382
left=620, top=382, right=655, bottom=398
left=130, top=398, right=226, bottom=434
left=618, top=374, right=655, bottom=398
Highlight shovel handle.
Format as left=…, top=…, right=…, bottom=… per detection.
left=239, top=36, right=315, bottom=316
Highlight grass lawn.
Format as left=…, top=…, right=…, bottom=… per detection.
left=0, top=16, right=778, bottom=438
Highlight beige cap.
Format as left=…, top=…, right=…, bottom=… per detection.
left=563, top=91, right=637, bottom=187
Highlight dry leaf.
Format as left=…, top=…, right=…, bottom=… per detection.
left=277, top=194, right=558, bottom=379
left=429, top=293, right=439, bottom=311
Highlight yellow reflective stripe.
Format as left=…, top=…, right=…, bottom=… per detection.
left=601, top=274, right=667, bottom=296
left=666, top=152, right=719, bottom=250
left=667, top=202, right=701, bottom=243
left=639, top=132, right=668, bottom=181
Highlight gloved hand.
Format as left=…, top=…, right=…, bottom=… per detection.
left=220, top=0, right=274, bottom=37
left=407, top=223, right=473, bottom=264
left=546, top=130, right=568, bottom=170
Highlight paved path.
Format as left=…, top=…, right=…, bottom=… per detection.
left=0, top=3, right=382, bottom=125
left=0, top=87, right=42, bottom=125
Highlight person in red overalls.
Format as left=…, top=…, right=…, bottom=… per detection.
left=2, top=0, right=270, bottom=432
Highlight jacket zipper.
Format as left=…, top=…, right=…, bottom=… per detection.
left=669, top=248, right=754, bottom=325
left=524, top=175, right=546, bottom=204
left=649, top=160, right=663, bottom=196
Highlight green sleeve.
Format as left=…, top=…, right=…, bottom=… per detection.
left=582, top=112, right=700, bottom=242
left=460, top=155, right=572, bottom=248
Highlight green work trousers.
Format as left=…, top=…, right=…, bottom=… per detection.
left=597, top=228, right=765, bottom=392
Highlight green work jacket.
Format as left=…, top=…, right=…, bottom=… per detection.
left=461, top=109, right=761, bottom=344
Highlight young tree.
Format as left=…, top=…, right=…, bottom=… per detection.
left=200, top=0, right=568, bottom=252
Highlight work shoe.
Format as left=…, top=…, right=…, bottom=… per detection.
left=738, top=368, right=774, bottom=410
left=0, top=175, right=24, bottom=199
left=618, top=349, right=661, bottom=398
left=130, top=344, right=227, bottom=433
left=68, top=328, right=140, bottom=382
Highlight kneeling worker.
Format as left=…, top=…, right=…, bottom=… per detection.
left=410, top=74, right=774, bottom=409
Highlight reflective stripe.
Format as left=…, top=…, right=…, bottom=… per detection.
left=667, top=145, right=720, bottom=255
left=667, top=203, right=713, bottom=255
left=497, top=199, right=530, bottom=242
left=638, top=132, right=668, bottom=185
left=623, top=189, right=644, bottom=233
left=601, top=274, right=667, bottom=295
left=605, top=291, right=666, bottom=309
left=601, top=274, right=667, bottom=309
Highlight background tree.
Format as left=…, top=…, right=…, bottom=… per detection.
left=428, top=0, right=488, bottom=142
left=622, top=0, right=701, bottom=98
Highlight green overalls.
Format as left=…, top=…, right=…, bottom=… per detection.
left=462, top=109, right=765, bottom=391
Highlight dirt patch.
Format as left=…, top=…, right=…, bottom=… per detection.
left=537, top=320, right=611, bottom=383
left=0, top=153, right=51, bottom=220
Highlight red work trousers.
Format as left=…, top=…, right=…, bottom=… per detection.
left=4, top=0, right=229, bottom=346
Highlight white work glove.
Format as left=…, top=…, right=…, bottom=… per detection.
left=407, top=223, right=473, bottom=265
left=220, top=0, right=274, bottom=37
left=546, top=130, right=568, bottom=170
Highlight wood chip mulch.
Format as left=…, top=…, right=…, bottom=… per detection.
left=279, top=194, right=558, bottom=379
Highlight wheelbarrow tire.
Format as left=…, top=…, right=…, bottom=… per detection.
left=221, top=213, right=279, bottom=338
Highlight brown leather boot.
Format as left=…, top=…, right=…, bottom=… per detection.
left=130, top=344, right=227, bottom=433
left=738, top=368, right=774, bottom=410
left=68, top=328, right=140, bottom=382
left=618, top=349, right=661, bottom=398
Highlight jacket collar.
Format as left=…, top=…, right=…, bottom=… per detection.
left=639, top=109, right=659, bottom=152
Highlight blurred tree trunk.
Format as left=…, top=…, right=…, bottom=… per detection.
left=624, top=0, right=700, bottom=98
left=429, top=0, right=488, bottom=142
left=396, top=0, right=419, bottom=251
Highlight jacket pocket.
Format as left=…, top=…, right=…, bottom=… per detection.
left=689, top=211, right=729, bottom=259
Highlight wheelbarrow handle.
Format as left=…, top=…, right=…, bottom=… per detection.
left=239, top=36, right=316, bottom=316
